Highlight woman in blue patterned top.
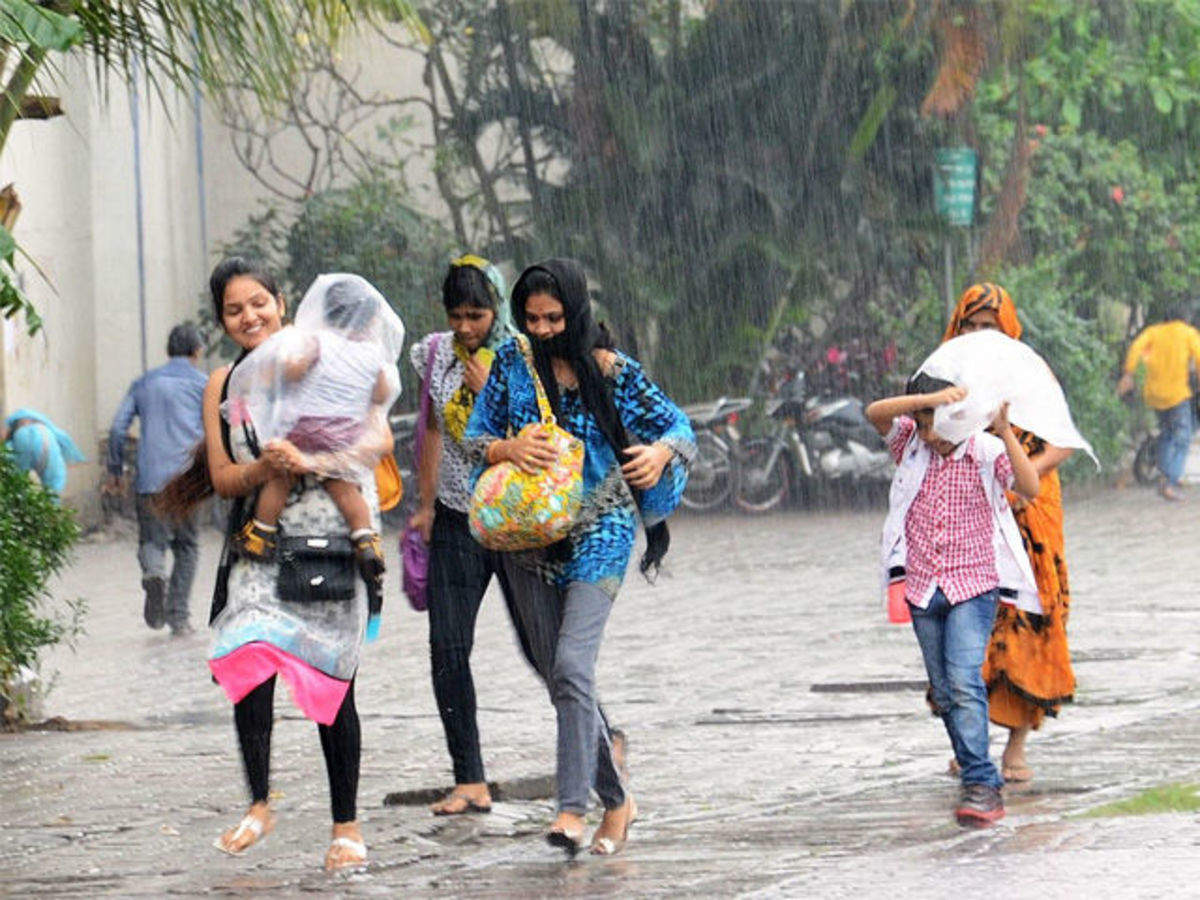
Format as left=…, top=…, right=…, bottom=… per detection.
left=464, top=258, right=694, bottom=856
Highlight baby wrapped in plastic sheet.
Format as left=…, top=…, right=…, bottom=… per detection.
left=224, top=274, right=404, bottom=588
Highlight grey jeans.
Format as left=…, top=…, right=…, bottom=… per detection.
left=135, top=493, right=199, bottom=627
left=502, top=557, right=625, bottom=814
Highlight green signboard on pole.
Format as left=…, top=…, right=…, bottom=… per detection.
left=933, top=147, right=977, bottom=227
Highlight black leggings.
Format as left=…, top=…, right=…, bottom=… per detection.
left=234, top=676, right=360, bottom=823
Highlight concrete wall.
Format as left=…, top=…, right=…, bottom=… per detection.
left=0, top=57, right=208, bottom=518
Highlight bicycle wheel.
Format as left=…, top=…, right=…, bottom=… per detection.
left=1133, top=434, right=1159, bottom=486
left=733, top=439, right=790, bottom=513
left=681, top=431, right=734, bottom=511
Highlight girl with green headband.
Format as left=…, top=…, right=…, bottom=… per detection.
left=410, top=256, right=581, bottom=816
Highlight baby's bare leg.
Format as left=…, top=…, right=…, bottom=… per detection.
left=323, top=479, right=371, bottom=533
left=255, top=475, right=293, bottom=526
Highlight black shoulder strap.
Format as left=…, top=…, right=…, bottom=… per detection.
left=219, top=368, right=235, bottom=461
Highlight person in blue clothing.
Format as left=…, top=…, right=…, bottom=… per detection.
left=107, top=323, right=208, bottom=635
left=2, top=407, right=85, bottom=496
left=464, top=258, right=695, bottom=857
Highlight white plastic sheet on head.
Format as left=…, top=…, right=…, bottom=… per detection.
left=224, top=273, right=405, bottom=479
left=916, top=330, right=1098, bottom=467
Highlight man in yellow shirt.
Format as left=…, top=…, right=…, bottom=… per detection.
left=1118, top=306, right=1200, bottom=500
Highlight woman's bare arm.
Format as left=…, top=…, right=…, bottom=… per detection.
left=1030, top=443, right=1073, bottom=478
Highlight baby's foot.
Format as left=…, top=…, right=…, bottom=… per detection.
left=234, top=520, right=277, bottom=561
left=351, top=530, right=385, bottom=612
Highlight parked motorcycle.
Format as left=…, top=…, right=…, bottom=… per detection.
left=733, top=373, right=892, bottom=513
left=679, top=397, right=751, bottom=511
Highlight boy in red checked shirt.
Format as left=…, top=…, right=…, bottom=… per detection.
left=866, top=374, right=1040, bottom=827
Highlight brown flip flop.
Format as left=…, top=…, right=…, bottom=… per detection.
left=430, top=792, right=493, bottom=816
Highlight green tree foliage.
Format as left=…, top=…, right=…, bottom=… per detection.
left=224, top=1, right=1200, bottom=475
left=0, top=447, right=82, bottom=716
left=424, top=0, right=940, bottom=401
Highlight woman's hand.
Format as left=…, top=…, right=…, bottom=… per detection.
left=463, top=352, right=492, bottom=394
left=499, top=428, right=558, bottom=474
left=621, top=443, right=673, bottom=489
left=408, top=506, right=435, bottom=543
left=1007, top=492, right=1030, bottom=513
left=990, top=401, right=1012, bottom=435
left=263, top=438, right=313, bottom=476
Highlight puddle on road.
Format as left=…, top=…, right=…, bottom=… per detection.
left=810, top=680, right=927, bottom=693
left=384, top=774, right=556, bottom=806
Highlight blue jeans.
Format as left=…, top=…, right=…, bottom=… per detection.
left=136, top=493, right=198, bottom=628
left=910, top=588, right=1002, bottom=789
left=1156, top=399, right=1195, bottom=486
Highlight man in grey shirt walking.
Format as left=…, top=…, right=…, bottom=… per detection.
left=107, top=324, right=208, bottom=635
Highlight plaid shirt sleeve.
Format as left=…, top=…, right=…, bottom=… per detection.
left=887, top=415, right=916, bottom=464
left=993, top=451, right=1014, bottom=489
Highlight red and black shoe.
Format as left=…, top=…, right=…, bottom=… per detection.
left=955, top=783, right=1005, bottom=827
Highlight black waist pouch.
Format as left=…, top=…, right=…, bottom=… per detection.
left=277, top=534, right=357, bottom=603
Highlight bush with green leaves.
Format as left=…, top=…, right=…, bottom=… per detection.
left=992, top=260, right=1131, bottom=477
left=0, top=447, right=82, bottom=718
left=974, top=121, right=1200, bottom=323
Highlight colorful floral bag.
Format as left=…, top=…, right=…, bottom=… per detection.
left=468, top=335, right=584, bottom=551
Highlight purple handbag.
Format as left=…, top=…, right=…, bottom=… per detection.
left=402, top=334, right=442, bottom=611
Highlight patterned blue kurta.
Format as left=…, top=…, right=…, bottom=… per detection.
left=464, top=339, right=695, bottom=597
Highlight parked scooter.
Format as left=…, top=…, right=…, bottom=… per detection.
left=680, top=396, right=751, bottom=511
left=733, top=373, right=892, bottom=513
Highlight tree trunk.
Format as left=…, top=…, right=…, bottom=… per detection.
left=423, top=54, right=468, bottom=247
left=0, top=47, right=49, bottom=154
left=977, top=76, right=1030, bottom=275
left=428, top=42, right=516, bottom=256
left=496, top=0, right=541, bottom=211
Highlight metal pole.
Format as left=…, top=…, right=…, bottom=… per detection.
left=130, top=55, right=148, bottom=374
left=191, top=36, right=209, bottom=265
left=192, top=82, right=209, bottom=265
left=944, top=235, right=954, bottom=321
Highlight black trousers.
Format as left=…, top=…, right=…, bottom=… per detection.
left=234, top=676, right=360, bottom=823
left=427, top=501, right=540, bottom=784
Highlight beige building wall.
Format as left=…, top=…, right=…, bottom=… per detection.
left=0, top=57, right=208, bottom=518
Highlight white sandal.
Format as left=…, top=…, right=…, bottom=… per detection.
left=213, top=813, right=271, bottom=856
left=325, top=836, right=367, bottom=871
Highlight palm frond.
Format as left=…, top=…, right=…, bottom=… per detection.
left=62, top=1, right=423, bottom=109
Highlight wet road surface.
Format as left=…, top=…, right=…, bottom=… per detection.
left=3, top=486, right=1199, bottom=897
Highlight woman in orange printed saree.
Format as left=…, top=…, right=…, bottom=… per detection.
left=943, top=283, right=1076, bottom=782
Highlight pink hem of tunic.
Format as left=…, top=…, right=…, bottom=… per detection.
left=209, top=642, right=350, bottom=726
